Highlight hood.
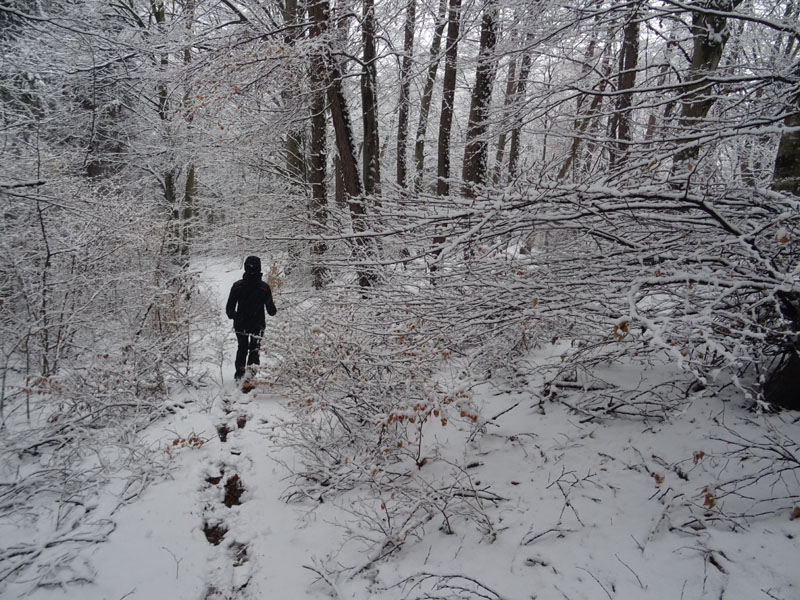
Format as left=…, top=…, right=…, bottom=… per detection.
left=243, top=255, right=262, bottom=276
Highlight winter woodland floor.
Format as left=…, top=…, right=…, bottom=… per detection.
left=2, top=257, right=799, bottom=600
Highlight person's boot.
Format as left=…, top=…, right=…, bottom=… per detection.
left=241, top=365, right=257, bottom=394
left=234, top=369, right=245, bottom=382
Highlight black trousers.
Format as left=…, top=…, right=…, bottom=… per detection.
left=235, top=331, right=263, bottom=376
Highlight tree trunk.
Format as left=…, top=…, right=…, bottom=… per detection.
left=283, top=0, right=307, bottom=186
left=414, top=0, right=447, bottom=192
left=306, top=1, right=362, bottom=200
left=773, top=62, right=800, bottom=194
left=361, top=0, right=381, bottom=196
left=152, top=1, right=169, bottom=122
left=773, top=113, right=800, bottom=195
left=461, top=0, right=498, bottom=195
left=492, top=57, right=517, bottom=185
left=673, top=0, right=743, bottom=170
left=309, top=0, right=329, bottom=289
left=556, top=35, right=613, bottom=181
left=181, top=163, right=195, bottom=268
left=764, top=62, right=800, bottom=408
left=644, top=36, right=677, bottom=142
left=328, top=77, right=363, bottom=202
left=308, top=0, right=374, bottom=288
left=556, top=20, right=604, bottom=181
left=180, top=0, right=197, bottom=271
left=609, top=8, right=639, bottom=167
left=396, top=0, right=415, bottom=188
left=334, top=154, right=346, bottom=208
left=152, top=0, right=185, bottom=266
left=508, top=52, right=532, bottom=181
left=435, top=0, right=462, bottom=198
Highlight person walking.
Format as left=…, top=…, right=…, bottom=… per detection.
left=225, top=256, right=277, bottom=383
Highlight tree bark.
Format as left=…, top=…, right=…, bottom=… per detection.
left=152, top=1, right=169, bottom=122
left=361, top=0, right=381, bottom=196
left=772, top=63, right=800, bottom=195
left=609, top=8, right=639, bottom=167
left=673, top=0, right=744, bottom=170
left=435, top=0, right=462, bottom=198
left=765, top=62, right=800, bottom=408
left=180, top=0, right=197, bottom=270
left=461, top=0, right=498, bottom=195
left=309, top=0, right=329, bottom=289
left=396, top=0, right=415, bottom=188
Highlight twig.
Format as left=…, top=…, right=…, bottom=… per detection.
left=522, top=527, right=568, bottom=546
left=615, top=553, right=645, bottom=589
left=577, top=566, right=613, bottom=600
left=489, top=401, right=520, bottom=422
left=161, top=546, right=182, bottom=579
left=303, top=564, right=343, bottom=599
left=385, top=572, right=506, bottom=600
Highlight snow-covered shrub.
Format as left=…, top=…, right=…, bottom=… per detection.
left=265, top=279, right=505, bottom=565
left=272, top=288, right=471, bottom=488
left=0, top=176, right=215, bottom=590
left=361, top=185, right=800, bottom=417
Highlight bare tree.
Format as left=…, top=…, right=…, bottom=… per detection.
left=556, top=22, right=613, bottom=181
left=361, top=0, right=381, bottom=196
left=283, top=0, right=308, bottom=187
left=492, top=54, right=518, bottom=185
left=609, top=5, right=640, bottom=167
left=461, top=0, right=499, bottom=194
left=181, top=0, right=198, bottom=270
left=435, top=0, right=462, bottom=198
left=308, top=0, right=375, bottom=287
left=396, top=0, right=415, bottom=188
left=672, top=0, right=744, bottom=173
left=507, top=50, right=532, bottom=182
left=309, top=0, right=329, bottom=289
left=414, top=0, right=448, bottom=192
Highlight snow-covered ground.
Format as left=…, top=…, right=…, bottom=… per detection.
left=2, top=258, right=798, bottom=600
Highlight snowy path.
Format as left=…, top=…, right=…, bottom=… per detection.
left=76, top=384, right=336, bottom=600
left=46, top=259, right=337, bottom=600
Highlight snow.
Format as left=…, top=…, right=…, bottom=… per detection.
left=2, top=258, right=799, bottom=600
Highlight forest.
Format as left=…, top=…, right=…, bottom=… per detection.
left=1, top=0, right=799, bottom=597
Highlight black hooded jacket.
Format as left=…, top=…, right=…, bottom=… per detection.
left=226, top=271, right=277, bottom=334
